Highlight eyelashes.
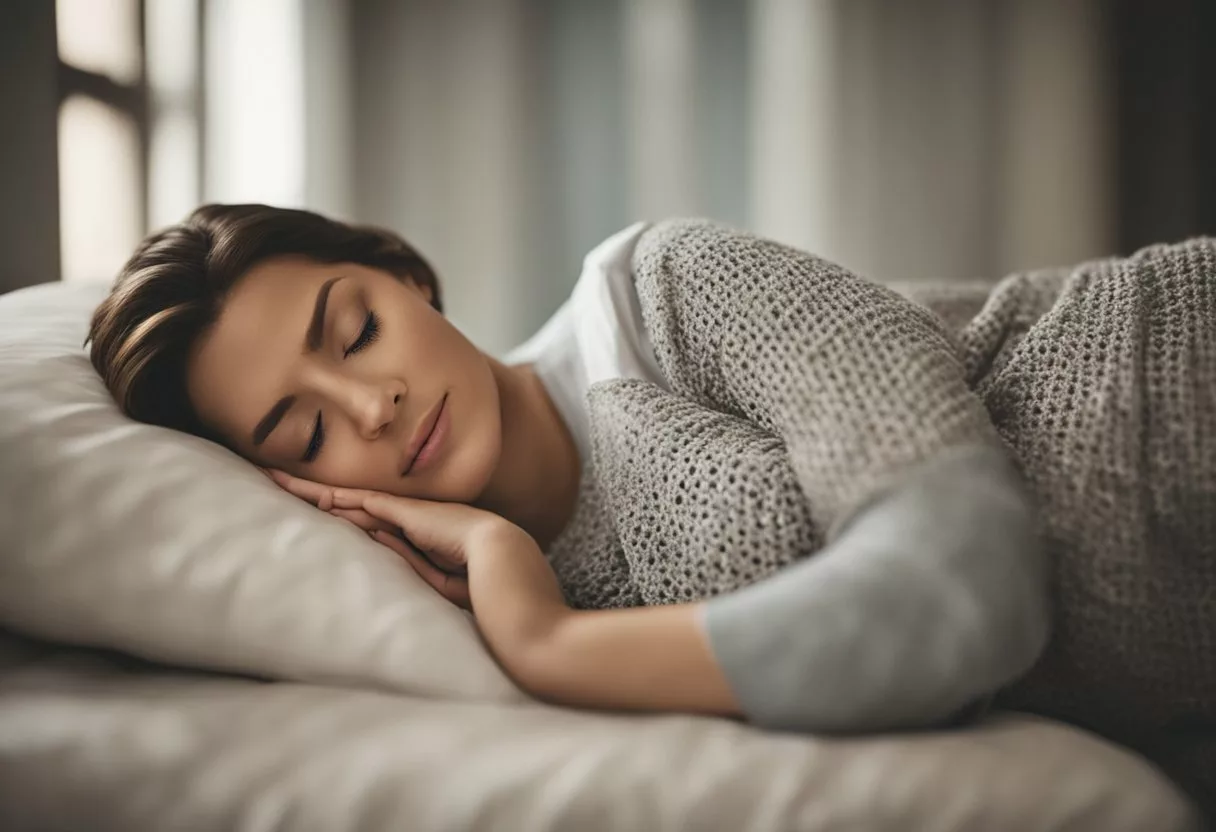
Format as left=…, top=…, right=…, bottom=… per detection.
left=302, top=411, right=324, bottom=463
left=303, top=309, right=379, bottom=464
left=344, top=310, right=380, bottom=357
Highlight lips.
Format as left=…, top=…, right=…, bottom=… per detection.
left=402, top=394, right=447, bottom=476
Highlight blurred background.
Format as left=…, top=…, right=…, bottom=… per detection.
left=2, top=0, right=1215, bottom=354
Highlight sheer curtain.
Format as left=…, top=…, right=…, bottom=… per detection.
left=346, top=0, right=1113, bottom=352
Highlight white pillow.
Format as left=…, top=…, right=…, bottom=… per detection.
left=0, top=281, right=523, bottom=701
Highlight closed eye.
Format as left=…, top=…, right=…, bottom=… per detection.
left=345, top=310, right=380, bottom=357
left=302, top=411, right=324, bottom=463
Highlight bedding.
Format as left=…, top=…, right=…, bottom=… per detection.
left=0, top=279, right=1204, bottom=830
left=549, top=220, right=1216, bottom=811
left=0, top=630, right=1201, bottom=832
left=0, top=282, right=520, bottom=703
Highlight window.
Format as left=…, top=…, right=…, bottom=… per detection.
left=56, top=0, right=201, bottom=282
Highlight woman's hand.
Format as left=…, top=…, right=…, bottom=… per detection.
left=266, top=469, right=572, bottom=683
left=267, top=469, right=506, bottom=611
left=263, top=468, right=396, bottom=537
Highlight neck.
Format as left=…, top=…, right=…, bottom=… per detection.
left=474, top=357, right=581, bottom=550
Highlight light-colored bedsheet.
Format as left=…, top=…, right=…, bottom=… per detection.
left=0, top=634, right=1200, bottom=832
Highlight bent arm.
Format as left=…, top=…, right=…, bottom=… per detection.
left=467, top=524, right=741, bottom=716
left=582, top=220, right=1053, bottom=730
left=483, top=221, right=1050, bottom=728
left=469, top=444, right=1050, bottom=729
left=703, top=443, right=1050, bottom=732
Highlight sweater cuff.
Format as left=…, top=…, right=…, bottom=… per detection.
left=703, top=444, right=1051, bottom=733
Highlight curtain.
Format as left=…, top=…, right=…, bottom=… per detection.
left=348, top=0, right=1115, bottom=352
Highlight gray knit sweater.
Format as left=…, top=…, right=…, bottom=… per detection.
left=544, top=220, right=1215, bottom=812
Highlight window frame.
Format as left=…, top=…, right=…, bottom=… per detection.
left=55, top=0, right=206, bottom=249
left=56, top=0, right=151, bottom=234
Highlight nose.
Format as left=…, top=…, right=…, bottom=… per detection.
left=302, top=363, right=407, bottom=442
left=345, top=378, right=405, bottom=441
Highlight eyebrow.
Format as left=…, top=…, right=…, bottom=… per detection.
left=252, top=395, right=296, bottom=446
left=250, top=275, right=344, bottom=447
left=306, top=276, right=344, bottom=351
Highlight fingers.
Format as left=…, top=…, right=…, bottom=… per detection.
left=329, top=507, right=397, bottom=535
left=267, top=469, right=337, bottom=510
left=330, top=491, right=443, bottom=555
left=370, top=528, right=463, bottom=576
left=268, top=472, right=469, bottom=599
left=268, top=475, right=477, bottom=578
left=267, top=471, right=473, bottom=612
left=268, top=474, right=420, bottom=549
left=268, top=471, right=384, bottom=516
left=340, top=492, right=473, bottom=565
left=331, top=489, right=396, bottom=515
left=373, top=530, right=472, bottom=610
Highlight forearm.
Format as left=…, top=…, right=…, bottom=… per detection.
left=467, top=525, right=740, bottom=717
left=524, top=603, right=740, bottom=716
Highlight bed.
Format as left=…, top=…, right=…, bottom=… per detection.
left=0, top=280, right=1202, bottom=831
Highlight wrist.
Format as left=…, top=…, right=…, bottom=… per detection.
left=463, top=520, right=571, bottom=681
left=466, top=517, right=534, bottom=564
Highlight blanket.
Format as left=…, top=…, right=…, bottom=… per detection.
left=544, top=220, right=1216, bottom=814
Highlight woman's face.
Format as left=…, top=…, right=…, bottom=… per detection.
left=187, top=256, right=502, bottom=502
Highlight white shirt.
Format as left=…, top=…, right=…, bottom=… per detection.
left=504, top=222, right=669, bottom=461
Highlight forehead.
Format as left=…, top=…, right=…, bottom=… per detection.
left=186, top=256, right=336, bottom=450
left=222, top=254, right=335, bottom=328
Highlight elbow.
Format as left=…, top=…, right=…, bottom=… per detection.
left=920, top=444, right=1055, bottom=707
left=704, top=444, right=1056, bottom=734
left=964, top=532, right=1053, bottom=693
left=926, top=486, right=1052, bottom=723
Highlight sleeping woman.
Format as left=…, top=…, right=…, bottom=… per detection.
left=86, top=204, right=1215, bottom=811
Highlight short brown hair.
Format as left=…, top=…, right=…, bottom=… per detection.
left=87, top=203, right=442, bottom=438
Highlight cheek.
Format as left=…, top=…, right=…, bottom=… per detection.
left=311, top=430, right=386, bottom=490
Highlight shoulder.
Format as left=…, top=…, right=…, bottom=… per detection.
left=632, top=218, right=738, bottom=272
left=630, top=218, right=816, bottom=328
left=632, top=217, right=908, bottom=317
left=631, top=218, right=817, bottom=302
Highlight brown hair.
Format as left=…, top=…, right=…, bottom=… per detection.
left=87, top=203, right=442, bottom=438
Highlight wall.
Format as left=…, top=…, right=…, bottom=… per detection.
left=0, top=3, right=61, bottom=293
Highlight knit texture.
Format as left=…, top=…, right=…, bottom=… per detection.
left=549, top=218, right=1001, bottom=606
left=544, top=220, right=1216, bottom=815
left=905, top=253, right=1216, bottom=816
left=963, top=247, right=1216, bottom=814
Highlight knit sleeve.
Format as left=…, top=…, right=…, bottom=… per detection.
left=612, top=219, right=1052, bottom=731
left=630, top=219, right=999, bottom=534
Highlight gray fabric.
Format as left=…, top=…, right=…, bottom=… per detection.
left=546, top=219, right=1047, bottom=730
left=703, top=444, right=1048, bottom=733
left=549, top=220, right=1010, bottom=611
left=543, top=220, right=1216, bottom=814
left=959, top=249, right=1216, bottom=815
